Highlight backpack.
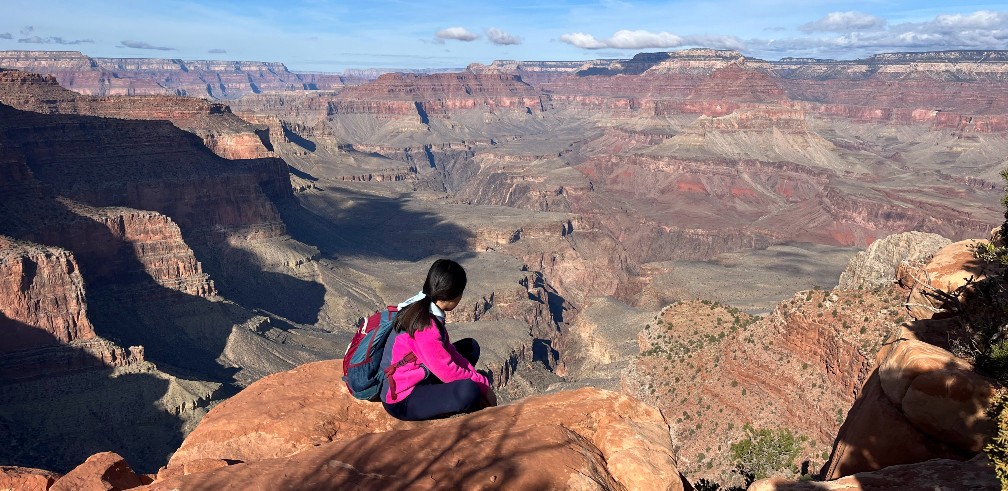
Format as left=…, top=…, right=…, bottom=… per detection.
left=341, top=306, right=415, bottom=400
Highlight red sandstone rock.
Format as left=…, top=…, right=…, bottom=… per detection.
left=0, top=69, right=273, bottom=160
left=154, top=365, right=680, bottom=490
left=751, top=454, right=998, bottom=490
left=166, top=359, right=415, bottom=469
left=0, top=466, right=61, bottom=490
left=824, top=338, right=993, bottom=478
left=155, top=459, right=235, bottom=482
left=0, top=51, right=349, bottom=99
left=155, top=377, right=677, bottom=487
left=0, top=238, right=95, bottom=353
left=905, top=240, right=1001, bottom=321
left=333, top=72, right=544, bottom=118
left=902, top=368, right=997, bottom=453
left=50, top=452, right=144, bottom=491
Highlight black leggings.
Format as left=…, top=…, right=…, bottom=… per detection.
left=383, top=338, right=482, bottom=421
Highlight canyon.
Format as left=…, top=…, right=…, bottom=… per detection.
left=0, top=47, right=1005, bottom=489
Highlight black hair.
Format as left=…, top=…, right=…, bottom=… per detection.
left=393, top=258, right=467, bottom=336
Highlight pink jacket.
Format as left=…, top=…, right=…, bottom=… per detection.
left=383, top=321, right=489, bottom=403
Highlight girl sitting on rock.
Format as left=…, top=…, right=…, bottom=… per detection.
left=379, top=258, right=497, bottom=420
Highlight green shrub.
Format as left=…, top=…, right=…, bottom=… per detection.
left=730, top=425, right=806, bottom=481
left=985, top=391, right=1008, bottom=488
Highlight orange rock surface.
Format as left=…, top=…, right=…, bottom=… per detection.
left=160, top=359, right=681, bottom=490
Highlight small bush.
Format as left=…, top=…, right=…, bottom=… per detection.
left=986, top=391, right=1008, bottom=488
left=730, top=425, right=806, bottom=481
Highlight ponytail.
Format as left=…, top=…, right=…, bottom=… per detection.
left=393, top=295, right=434, bottom=336
left=393, top=259, right=466, bottom=336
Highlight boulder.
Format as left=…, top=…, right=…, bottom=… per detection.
left=837, top=232, right=950, bottom=291
left=750, top=454, right=998, bottom=490
left=904, top=240, right=1001, bottom=321
left=902, top=369, right=997, bottom=453
left=878, top=339, right=973, bottom=404
left=154, top=359, right=681, bottom=490
left=166, top=359, right=418, bottom=469
left=878, top=339, right=996, bottom=453
left=50, top=451, right=147, bottom=491
left=0, top=466, right=60, bottom=491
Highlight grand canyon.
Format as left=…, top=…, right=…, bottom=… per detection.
left=0, top=46, right=1005, bottom=490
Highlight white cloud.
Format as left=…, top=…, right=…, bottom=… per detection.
left=0, top=33, right=11, bottom=40
left=436, top=27, right=478, bottom=42
left=681, top=35, right=744, bottom=50
left=560, top=30, right=683, bottom=49
left=487, top=28, right=521, bottom=46
left=749, top=9, right=1008, bottom=58
left=934, top=10, right=1007, bottom=29
left=558, top=32, right=608, bottom=49
left=801, top=11, right=885, bottom=33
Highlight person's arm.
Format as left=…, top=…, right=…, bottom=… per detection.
left=412, top=324, right=489, bottom=394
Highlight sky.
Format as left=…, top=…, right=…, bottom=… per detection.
left=2, top=1, right=1008, bottom=72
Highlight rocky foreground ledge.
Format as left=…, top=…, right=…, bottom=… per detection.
left=3, top=359, right=685, bottom=490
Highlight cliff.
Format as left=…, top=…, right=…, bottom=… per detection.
left=0, top=50, right=349, bottom=99
left=0, top=238, right=95, bottom=352
left=0, top=69, right=274, bottom=159
left=331, top=72, right=546, bottom=118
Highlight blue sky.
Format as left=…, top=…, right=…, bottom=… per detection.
left=1, top=1, right=1007, bottom=71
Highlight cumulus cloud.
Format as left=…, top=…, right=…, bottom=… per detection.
left=436, top=27, right=478, bottom=42
left=208, top=48, right=227, bottom=54
left=120, top=40, right=175, bottom=51
left=740, top=9, right=1008, bottom=58
left=560, top=30, right=683, bottom=49
left=801, top=11, right=885, bottom=32
left=934, top=10, right=1007, bottom=29
left=682, top=34, right=744, bottom=50
left=0, top=33, right=11, bottom=39
left=560, top=30, right=744, bottom=51
left=487, top=27, right=521, bottom=45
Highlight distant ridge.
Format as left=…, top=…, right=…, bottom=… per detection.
left=469, top=47, right=1008, bottom=81
left=0, top=50, right=458, bottom=99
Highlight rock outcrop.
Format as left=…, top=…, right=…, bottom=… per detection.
left=0, top=466, right=61, bottom=491
left=0, top=69, right=274, bottom=159
left=750, top=454, right=998, bottom=490
left=0, top=238, right=95, bottom=352
left=156, top=359, right=682, bottom=490
left=49, top=452, right=149, bottom=491
left=837, top=231, right=952, bottom=290
left=821, top=234, right=1001, bottom=480
left=331, top=72, right=545, bottom=119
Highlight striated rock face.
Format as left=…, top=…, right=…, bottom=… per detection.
left=0, top=101, right=291, bottom=241
left=157, top=359, right=682, bottom=490
left=624, top=288, right=905, bottom=485
left=0, top=50, right=351, bottom=99
left=332, top=72, right=545, bottom=118
left=750, top=454, right=998, bottom=490
left=837, top=231, right=952, bottom=290
left=0, top=237, right=95, bottom=353
left=0, top=69, right=273, bottom=159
